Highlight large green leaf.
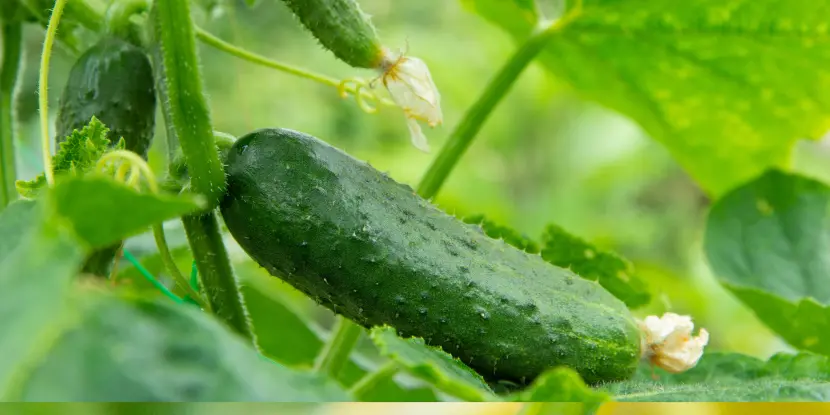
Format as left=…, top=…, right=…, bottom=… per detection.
left=47, top=176, right=204, bottom=249
left=368, top=326, right=497, bottom=402
left=0, top=201, right=84, bottom=399
left=541, top=224, right=650, bottom=308
left=704, top=169, right=830, bottom=354
left=604, top=352, right=830, bottom=401
left=19, top=295, right=349, bottom=401
left=463, top=0, right=830, bottom=196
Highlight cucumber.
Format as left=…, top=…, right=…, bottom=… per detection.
left=56, top=35, right=156, bottom=276
left=56, top=36, right=156, bottom=159
left=220, top=128, right=642, bottom=385
left=278, top=0, right=383, bottom=68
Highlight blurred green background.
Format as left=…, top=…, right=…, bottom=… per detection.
left=14, top=0, right=830, bottom=364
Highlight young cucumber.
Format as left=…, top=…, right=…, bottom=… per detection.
left=278, top=0, right=383, bottom=68
left=56, top=36, right=156, bottom=158
left=56, top=35, right=156, bottom=276
left=220, top=128, right=642, bottom=384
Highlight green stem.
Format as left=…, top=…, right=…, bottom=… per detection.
left=105, top=0, right=149, bottom=45
left=314, top=316, right=363, bottom=378
left=122, top=249, right=183, bottom=304
left=181, top=212, right=253, bottom=339
left=416, top=16, right=577, bottom=199
left=1, top=22, right=22, bottom=209
left=152, top=224, right=209, bottom=310
left=194, top=27, right=394, bottom=107
left=349, top=361, right=399, bottom=400
left=151, top=0, right=226, bottom=208
left=152, top=0, right=252, bottom=340
left=38, top=0, right=70, bottom=187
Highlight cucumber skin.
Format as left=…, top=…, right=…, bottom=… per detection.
left=56, top=36, right=156, bottom=158
left=56, top=36, right=156, bottom=276
left=280, top=0, right=382, bottom=68
left=220, top=128, right=642, bottom=384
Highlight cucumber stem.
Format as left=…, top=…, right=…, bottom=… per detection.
left=0, top=21, right=22, bottom=209
left=151, top=0, right=226, bottom=208
left=152, top=0, right=254, bottom=340
left=37, top=0, right=71, bottom=187
left=314, top=316, right=364, bottom=378
left=416, top=12, right=580, bottom=199
left=194, top=27, right=395, bottom=108
left=181, top=212, right=254, bottom=339
left=348, top=361, right=399, bottom=400
left=104, top=0, right=150, bottom=45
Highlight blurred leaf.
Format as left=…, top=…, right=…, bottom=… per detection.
left=369, top=326, right=496, bottom=402
left=0, top=200, right=84, bottom=398
left=508, top=368, right=608, bottom=406
left=463, top=214, right=540, bottom=253
left=541, top=224, right=650, bottom=308
left=47, top=176, right=204, bottom=249
left=604, top=352, right=830, bottom=401
left=465, top=0, right=830, bottom=196
left=18, top=295, right=349, bottom=401
left=16, top=117, right=122, bottom=198
left=704, top=169, right=830, bottom=355
left=460, top=0, right=538, bottom=38
left=239, top=270, right=440, bottom=401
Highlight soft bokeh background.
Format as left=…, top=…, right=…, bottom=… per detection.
left=13, top=0, right=830, bottom=387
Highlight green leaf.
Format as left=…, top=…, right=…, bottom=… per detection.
left=463, top=214, right=540, bottom=253
left=604, top=352, right=830, bottom=401
left=368, top=326, right=497, bottom=402
left=464, top=0, right=830, bottom=195
left=18, top=295, right=349, bottom=401
left=15, top=117, right=123, bottom=199
left=0, top=200, right=85, bottom=399
left=47, top=176, right=204, bottom=249
left=508, top=368, right=608, bottom=406
left=704, top=169, right=830, bottom=354
left=541, top=224, right=650, bottom=308
left=238, top=267, right=440, bottom=401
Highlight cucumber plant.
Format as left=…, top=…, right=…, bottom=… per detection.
left=2, top=0, right=830, bottom=407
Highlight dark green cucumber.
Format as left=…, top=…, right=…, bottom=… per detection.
left=279, top=0, right=383, bottom=68
left=56, top=36, right=156, bottom=158
left=56, top=35, right=156, bottom=276
left=221, top=128, right=642, bottom=384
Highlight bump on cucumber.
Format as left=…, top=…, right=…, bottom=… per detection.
left=220, top=128, right=642, bottom=385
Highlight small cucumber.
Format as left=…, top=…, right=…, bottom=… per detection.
left=278, top=0, right=383, bottom=68
left=56, top=36, right=156, bottom=158
left=220, top=128, right=642, bottom=385
left=55, top=35, right=156, bottom=276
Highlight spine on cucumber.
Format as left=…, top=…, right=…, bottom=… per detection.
left=55, top=35, right=156, bottom=276
left=220, top=128, right=642, bottom=384
left=278, top=0, right=383, bottom=68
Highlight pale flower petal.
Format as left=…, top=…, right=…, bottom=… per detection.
left=638, top=312, right=709, bottom=374
left=380, top=49, right=443, bottom=151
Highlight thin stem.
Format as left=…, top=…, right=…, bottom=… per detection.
left=152, top=224, right=209, bottom=310
left=181, top=212, right=254, bottom=339
left=416, top=14, right=579, bottom=199
left=1, top=22, right=22, bottom=209
left=349, top=361, right=400, bottom=400
left=38, top=0, right=71, bottom=187
left=194, top=27, right=395, bottom=108
left=314, top=316, right=363, bottom=378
